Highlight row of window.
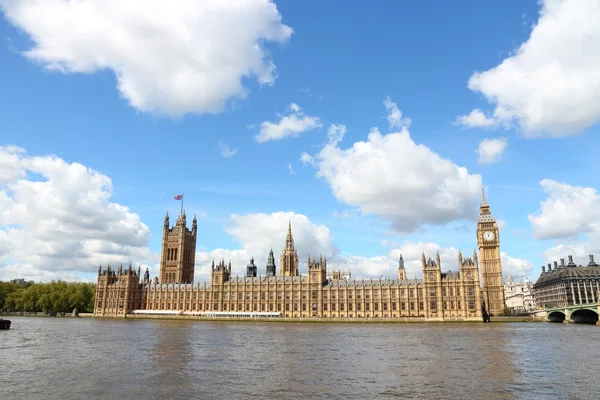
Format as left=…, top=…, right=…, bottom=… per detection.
left=140, top=286, right=478, bottom=301
left=141, top=300, right=479, bottom=313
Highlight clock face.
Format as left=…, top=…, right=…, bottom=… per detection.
left=483, top=231, right=495, bottom=241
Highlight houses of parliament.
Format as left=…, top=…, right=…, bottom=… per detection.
left=94, top=192, right=505, bottom=321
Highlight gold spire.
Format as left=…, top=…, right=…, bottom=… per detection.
left=481, top=186, right=489, bottom=206
left=285, top=220, right=294, bottom=250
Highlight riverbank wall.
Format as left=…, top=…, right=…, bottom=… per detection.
left=79, top=313, right=538, bottom=323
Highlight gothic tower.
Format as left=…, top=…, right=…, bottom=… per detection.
left=280, top=221, right=299, bottom=276
left=477, top=188, right=505, bottom=316
left=246, top=256, right=257, bottom=278
left=159, top=211, right=197, bottom=284
left=266, top=249, right=276, bottom=277
left=397, top=254, right=407, bottom=280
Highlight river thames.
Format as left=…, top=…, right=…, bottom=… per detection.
left=1, top=317, right=597, bottom=399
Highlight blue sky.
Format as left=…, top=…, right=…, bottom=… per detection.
left=1, top=0, right=599, bottom=283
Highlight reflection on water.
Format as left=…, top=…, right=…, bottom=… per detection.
left=1, top=318, right=597, bottom=399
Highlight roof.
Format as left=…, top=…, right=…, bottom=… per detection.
left=534, top=264, right=600, bottom=287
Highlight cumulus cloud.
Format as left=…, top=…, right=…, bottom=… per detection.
left=192, top=214, right=531, bottom=282
left=529, top=179, right=600, bottom=265
left=0, top=0, right=292, bottom=116
left=193, top=212, right=338, bottom=280
left=456, top=109, right=499, bottom=129
left=300, top=152, right=315, bottom=166
left=0, top=145, right=156, bottom=282
left=542, top=237, right=600, bottom=266
left=384, top=97, right=411, bottom=129
left=476, top=138, right=508, bottom=164
left=457, top=0, right=600, bottom=137
left=0, top=263, right=83, bottom=283
left=501, top=252, right=533, bottom=279
left=218, top=141, right=238, bottom=158
left=305, top=98, right=482, bottom=233
left=528, top=179, right=600, bottom=240
left=254, top=103, right=322, bottom=143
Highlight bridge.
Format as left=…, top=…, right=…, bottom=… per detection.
left=543, top=302, right=600, bottom=324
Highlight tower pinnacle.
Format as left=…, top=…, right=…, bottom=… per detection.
left=280, top=221, right=299, bottom=276
left=285, top=220, right=295, bottom=251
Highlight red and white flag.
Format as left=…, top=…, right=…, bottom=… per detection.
left=174, top=194, right=183, bottom=200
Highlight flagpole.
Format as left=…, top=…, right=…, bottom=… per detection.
left=181, top=192, right=184, bottom=215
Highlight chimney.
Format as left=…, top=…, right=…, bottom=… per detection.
left=567, top=255, right=575, bottom=266
left=553, top=261, right=558, bottom=269
left=560, top=258, right=565, bottom=267
left=542, top=266, right=546, bottom=273
left=547, top=263, right=552, bottom=271
left=588, top=254, right=597, bottom=267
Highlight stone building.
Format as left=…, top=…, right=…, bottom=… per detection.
left=533, top=255, right=600, bottom=309
left=504, top=276, right=535, bottom=314
left=94, top=193, right=504, bottom=321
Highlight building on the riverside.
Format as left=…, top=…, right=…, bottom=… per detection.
left=94, top=192, right=505, bottom=321
left=533, top=255, right=600, bottom=309
left=504, top=276, right=535, bottom=314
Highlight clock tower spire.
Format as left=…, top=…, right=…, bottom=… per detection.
left=477, top=187, right=505, bottom=316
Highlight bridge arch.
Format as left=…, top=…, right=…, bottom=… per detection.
left=570, top=309, right=599, bottom=324
left=547, top=311, right=566, bottom=323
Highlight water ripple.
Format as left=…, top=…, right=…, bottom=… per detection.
left=0, top=318, right=597, bottom=399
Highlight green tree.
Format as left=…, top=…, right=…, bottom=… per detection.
left=0, top=280, right=97, bottom=314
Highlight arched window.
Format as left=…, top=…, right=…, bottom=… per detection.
left=175, top=248, right=178, bottom=261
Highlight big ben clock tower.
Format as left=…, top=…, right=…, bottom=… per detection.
left=477, top=188, right=505, bottom=316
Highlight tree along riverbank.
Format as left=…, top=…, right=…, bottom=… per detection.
left=0, top=281, right=96, bottom=315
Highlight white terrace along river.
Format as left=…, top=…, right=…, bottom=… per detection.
left=1, top=316, right=597, bottom=399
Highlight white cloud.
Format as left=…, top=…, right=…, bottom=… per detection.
left=528, top=179, right=600, bottom=240
left=306, top=99, right=482, bottom=233
left=497, top=219, right=508, bottom=230
left=529, top=179, right=600, bottom=268
left=476, top=137, right=508, bottom=164
left=0, top=263, right=84, bottom=283
left=192, top=213, right=531, bottom=282
left=455, top=109, right=499, bottom=129
left=218, top=141, right=238, bottom=158
left=0, top=145, right=156, bottom=282
left=193, top=211, right=338, bottom=280
left=501, top=252, right=533, bottom=279
left=255, top=103, right=322, bottom=143
left=288, top=163, right=294, bottom=174
left=384, top=97, right=411, bottom=129
left=458, top=0, right=600, bottom=137
left=542, top=238, right=600, bottom=266
left=340, top=241, right=532, bottom=281
left=0, top=0, right=292, bottom=117
left=326, top=124, right=347, bottom=145
left=300, top=152, right=315, bottom=166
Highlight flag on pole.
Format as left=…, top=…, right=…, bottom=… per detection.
left=174, top=193, right=184, bottom=214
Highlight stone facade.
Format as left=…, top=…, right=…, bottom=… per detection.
left=533, top=255, right=600, bottom=309
left=159, top=212, right=197, bottom=284
left=504, top=276, right=535, bottom=314
left=94, top=196, right=504, bottom=321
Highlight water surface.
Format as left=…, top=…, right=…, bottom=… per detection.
left=1, top=317, right=597, bottom=399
